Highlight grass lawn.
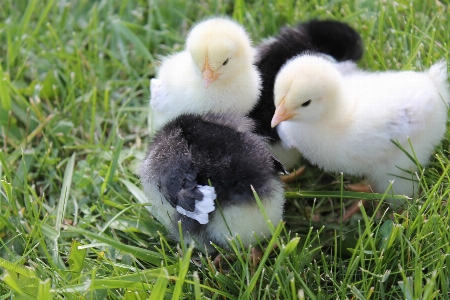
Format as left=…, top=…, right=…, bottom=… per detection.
left=0, top=0, right=449, bottom=299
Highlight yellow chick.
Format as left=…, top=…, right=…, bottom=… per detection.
left=149, top=17, right=261, bottom=131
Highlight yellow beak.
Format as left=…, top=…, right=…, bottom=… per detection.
left=202, top=59, right=219, bottom=89
left=271, top=98, right=295, bottom=127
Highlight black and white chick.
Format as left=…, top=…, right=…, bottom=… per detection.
left=249, top=20, right=364, bottom=168
left=137, top=113, right=287, bottom=253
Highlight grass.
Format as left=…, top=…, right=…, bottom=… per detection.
left=0, top=0, right=449, bottom=299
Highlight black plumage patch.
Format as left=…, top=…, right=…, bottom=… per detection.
left=249, top=19, right=364, bottom=141
left=302, top=20, right=364, bottom=62
left=161, top=152, right=201, bottom=213
left=271, top=154, right=289, bottom=175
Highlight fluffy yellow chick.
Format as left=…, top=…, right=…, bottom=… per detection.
left=149, top=17, right=261, bottom=131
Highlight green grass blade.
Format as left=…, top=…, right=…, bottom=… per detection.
left=53, top=152, right=76, bottom=267
left=37, top=279, right=51, bottom=300
left=284, top=190, right=409, bottom=201
left=68, top=240, right=87, bottom=282
left=242, top=222, right=284, bottom=300
left=0, top=257, right=36, bottom=278
left=111, top=19, right=156, bottom=66
left=101, top=136, right=124, bottom=195
left=66, top=227, right=171, bottom=265
left=149, top=269, right=169, bottom=300
left=0, top=64, right=12, bottom=111
left=171, top=243, right=194, bottom=300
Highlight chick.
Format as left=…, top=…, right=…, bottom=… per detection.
left=138, top=113, right=286, bottom=252
left=249, top=20, right=364, bottom=168
left=271, top=54, right=449, bottom=201
left=149, top=17, right=261, bottom=131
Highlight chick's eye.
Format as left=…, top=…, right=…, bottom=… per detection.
left=222, top=58, right=229, bottom=66
left=301, top=100, right=312, bottom=107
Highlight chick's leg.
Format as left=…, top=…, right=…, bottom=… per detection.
left=346, top=181, right=372, bottom=193
left=281, top=166, right=306, bottom=183
left=341, top=181, right=372, bottom=221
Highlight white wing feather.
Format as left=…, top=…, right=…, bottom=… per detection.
left=176, top=185, right=216, bottom=224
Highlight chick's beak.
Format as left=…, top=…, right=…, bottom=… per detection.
left=271, top=98, right=294, bottom=127
left=202, top=59, right=219, bottom=89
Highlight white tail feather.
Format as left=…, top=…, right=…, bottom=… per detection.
left=176, top=185, right=216, bottom=224
left=428, top=61, right=450, bottom=105
left=428, top=61, right=448, bottom=84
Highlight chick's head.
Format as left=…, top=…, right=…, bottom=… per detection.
left=271, top=55, right=343, bottom=127
left=186, top=17, right=254, bottom=88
